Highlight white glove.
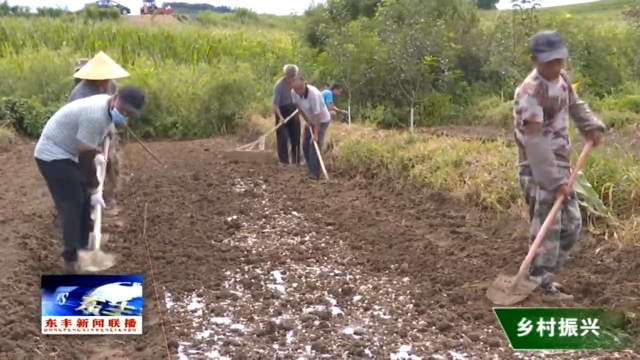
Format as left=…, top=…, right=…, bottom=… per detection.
left=94, top=154, right=106, bottom=168
left=91, top=193, right=106, bottom=208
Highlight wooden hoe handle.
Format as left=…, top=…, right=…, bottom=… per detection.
left=267, top=109, right=299, bottom=137
left=517, top=141, right=593, bottom=277
left=91, top=137, right=111, bottom=246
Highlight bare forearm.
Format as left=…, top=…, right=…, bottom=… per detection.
left=312, top=114, right=321, bottom=126
left=273, top=106, right=283, bottom=119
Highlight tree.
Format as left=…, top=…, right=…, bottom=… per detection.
left=510, top=0, right=541, bottom=38
left=323, top=18, right=378, bottom=124
left=624, top=4, right=640, bottom=82
left=326, top=0, right=383, bottom=21
left=375, top=0, right=463, bottom=131
left=475, top=0, right=499, bottom=10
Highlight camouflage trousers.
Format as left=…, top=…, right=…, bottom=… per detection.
left=518, top=166, right=582, bottom=287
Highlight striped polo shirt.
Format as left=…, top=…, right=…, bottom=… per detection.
left=291, top=85, right=331, bottom=124
left=34, top=94, right=112, bottom=162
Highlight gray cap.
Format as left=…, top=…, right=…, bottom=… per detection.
left=530, top=31, right=568, bottom=63
left=74, top=58, right=89, bottom=72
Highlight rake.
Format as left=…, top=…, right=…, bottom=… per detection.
left=224, top=110, right=299, bottom=162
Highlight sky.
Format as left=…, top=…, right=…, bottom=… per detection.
left=9, top=0, right=601, bottom=16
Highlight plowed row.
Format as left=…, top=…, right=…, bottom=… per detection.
left=0, top=137, right=637, bottom=359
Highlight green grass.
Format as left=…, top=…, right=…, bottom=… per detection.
left=538, top=0, right=636, bottom=14
left=482, top=0, right=636, bottom=24
left=193, top=0, right=635, bottom=29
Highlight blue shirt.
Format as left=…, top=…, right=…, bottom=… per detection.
left=321, top=89, right=334, bottom=105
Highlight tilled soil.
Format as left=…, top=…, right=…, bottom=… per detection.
left=0, top=138, right=638, bottom=359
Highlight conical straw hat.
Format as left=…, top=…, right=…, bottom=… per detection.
left=74, top=51, right=130, bottom=80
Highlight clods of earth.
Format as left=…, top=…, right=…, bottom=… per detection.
left=0, top=137, right=637, bottom=359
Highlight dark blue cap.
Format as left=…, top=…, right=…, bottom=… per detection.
left=530, top=30, right=568, bottom=63
left=117, top=86, right=145, bottom=116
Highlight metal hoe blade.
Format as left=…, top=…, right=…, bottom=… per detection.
left=78, top=247, right=115, bottom=272
left=485, top=142, right=594, bottom=306
left=486, top=273, right=538, bottom=306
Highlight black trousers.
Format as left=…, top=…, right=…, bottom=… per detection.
left=36, top=158, right=92, bottom=263
left=275, top=104, right=301, bottom=164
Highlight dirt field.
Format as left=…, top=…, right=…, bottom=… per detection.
left=0, top=137, right=638, bottom=359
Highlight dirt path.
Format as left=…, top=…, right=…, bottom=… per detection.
left=0, top=138, right=637, bottom=358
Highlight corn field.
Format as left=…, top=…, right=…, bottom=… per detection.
left=0, top=18, right=312, bottom=138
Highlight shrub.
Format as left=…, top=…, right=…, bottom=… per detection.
left=0, top=126, right=17, bottom=152
left=0, top=18, right=306, bottom=138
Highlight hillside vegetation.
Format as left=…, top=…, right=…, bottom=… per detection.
left=485, top=0, right=635, bottom=24
left=0, top=0, right=639, bottom=243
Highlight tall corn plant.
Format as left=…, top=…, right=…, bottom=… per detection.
left=568, top=82, right=615, bottom=225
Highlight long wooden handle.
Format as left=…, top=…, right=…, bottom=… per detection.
left=266, top=109, right=299, bottom=137
left=237, top=110, right=300, bottom=151
left=126, top=128, right=165, bottom=167
left=91, top=137, right=111, bottom=250
left=307, top=126, right=329, bottom=181
left=516, top=141, right=593, bottom=277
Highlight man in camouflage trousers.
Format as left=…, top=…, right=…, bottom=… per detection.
left=513, top=30, right=605, bottom=300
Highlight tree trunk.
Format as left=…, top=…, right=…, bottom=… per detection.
left=410, top=100, right=415, bottom=133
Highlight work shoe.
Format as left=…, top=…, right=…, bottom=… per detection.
left=104, top=204, right=121, bottom=216
left=528, top=272, right=554, bottom=288
left=538, top=283, right=574, bottom=301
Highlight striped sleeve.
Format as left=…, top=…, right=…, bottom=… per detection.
left=76, top=108, right=106, bottom=149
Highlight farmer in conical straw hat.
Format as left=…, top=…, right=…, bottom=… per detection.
left=71, top=51, right=126, bottom=100
left=70, top=51, right=129, bottom=216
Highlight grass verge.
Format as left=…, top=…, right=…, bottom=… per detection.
left=244, top=115, right=640, bottom=245
left=0, top=126, right=17, bottom=152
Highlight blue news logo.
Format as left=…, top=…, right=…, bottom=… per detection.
left=41, top=276, right=144, bottom=317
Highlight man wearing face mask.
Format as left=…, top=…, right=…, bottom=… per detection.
left=34, top=86, right=145, bottom=273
